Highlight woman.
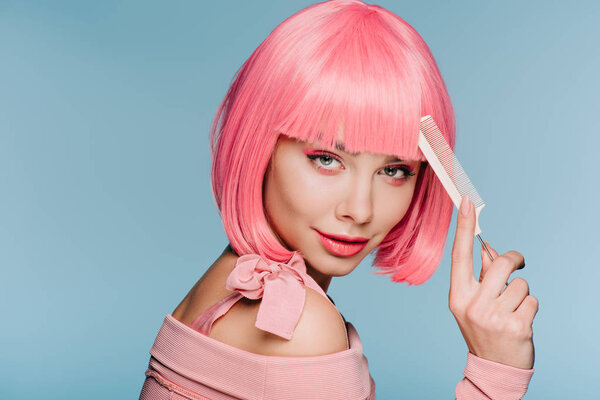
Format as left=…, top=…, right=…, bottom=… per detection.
left=140, top=1, right=537, bottom=398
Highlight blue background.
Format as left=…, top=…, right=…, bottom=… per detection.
left=1, top=0, right=598, bottom=398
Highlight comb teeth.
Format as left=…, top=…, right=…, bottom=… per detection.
left=419, top=116, right=484, bottom=208
left=418, top=115, right=486, bottom=236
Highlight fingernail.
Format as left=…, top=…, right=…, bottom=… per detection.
left=460, top=195, right=471, bottom=216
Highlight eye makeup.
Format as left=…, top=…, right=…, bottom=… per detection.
left=380, top=164, right=416, bottom=185
left=304, top=150, right=342, bottom=175
left=303, top=149, right=417, bottom=183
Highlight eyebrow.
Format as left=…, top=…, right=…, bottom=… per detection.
left=334, top=141, right=406, bottom=163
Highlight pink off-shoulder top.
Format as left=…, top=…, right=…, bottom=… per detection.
left=140, top=252, right=533, bottom=399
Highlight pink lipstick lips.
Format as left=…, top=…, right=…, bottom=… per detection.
left=315, top=230, right=369, bottom=257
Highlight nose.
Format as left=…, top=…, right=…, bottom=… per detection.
left=335, top=177, right=374, bottom=225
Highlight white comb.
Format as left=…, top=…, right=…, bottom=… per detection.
left=418, top=115, right=494, bottom=261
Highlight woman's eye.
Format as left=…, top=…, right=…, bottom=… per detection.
left=306, top=153, right=342, bottom=170
left=384, top=166, right=403, bottom=177
left=318, top=155, right=335, bottom=166
left=381, top=165, right=416, bottom=181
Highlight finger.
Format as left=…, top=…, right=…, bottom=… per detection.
left=480, top=251, right=526, bottom=299
left=450, top=195, right=477, bottom=291
left=498, top=277, right=529, bottom=312
left=478, top=241, right=499, bottom=283
left=514, top=295, right=539, bottom=322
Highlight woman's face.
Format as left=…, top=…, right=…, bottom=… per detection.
left=263, top=135, right=422, bottom=285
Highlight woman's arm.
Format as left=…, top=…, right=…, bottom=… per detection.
left=449, top=196, right=537, bottom=398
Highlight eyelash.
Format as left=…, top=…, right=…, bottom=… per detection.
left=306, top=151, right=416, bottom=183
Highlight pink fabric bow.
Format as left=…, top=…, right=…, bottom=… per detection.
left=225, top=252, right=326, bottom=340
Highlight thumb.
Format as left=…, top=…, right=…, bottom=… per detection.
left=478, top=241, right=499, bottom=282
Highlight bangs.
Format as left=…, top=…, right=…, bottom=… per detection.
left=270, top=5, right=429, bottom=161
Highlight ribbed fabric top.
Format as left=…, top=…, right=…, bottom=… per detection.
left=140, top=251, right=534, bottom=399
left=146, top=314, right=375, bottom=399
left=456, top=353, right=534, bottom=399
left=141, top=251, right=375, bottom=399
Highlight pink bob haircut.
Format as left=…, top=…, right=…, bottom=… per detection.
left=210, top=0, right=455, bottom=285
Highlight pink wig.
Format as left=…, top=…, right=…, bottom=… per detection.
left=210, top=0, right=455, bottom=285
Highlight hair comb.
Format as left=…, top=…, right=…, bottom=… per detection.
left=418, top=115, right=494, bottom=261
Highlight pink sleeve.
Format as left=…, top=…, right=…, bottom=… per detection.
left=455, top=352, right=534, bottom=400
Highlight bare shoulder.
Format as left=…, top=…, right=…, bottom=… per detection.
left=209, top=285, right=350, bottom=357
left=291, top=286, right=350, bottom=354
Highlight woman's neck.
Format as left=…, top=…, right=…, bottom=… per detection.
left=305, top=264, right=332, bottom=293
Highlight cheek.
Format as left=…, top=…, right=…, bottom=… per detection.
left=373, top=182, right=417, bottom=234
left=264, top=159, right=330, bottom=234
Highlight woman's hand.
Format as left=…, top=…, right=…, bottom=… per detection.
left=448, top=195, right=538, bottom=369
